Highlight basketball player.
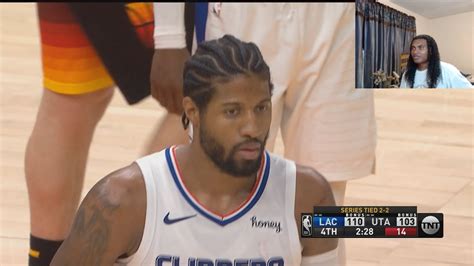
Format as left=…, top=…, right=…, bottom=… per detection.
left=150, top=2, right=376, bottom=208
left=150, top=4, right=377, bottom=264
left=51, top=35, right=340, bottom=265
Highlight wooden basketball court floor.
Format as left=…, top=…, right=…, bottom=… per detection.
left=1, top=3, right=472, bottom=265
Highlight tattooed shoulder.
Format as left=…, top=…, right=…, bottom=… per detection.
left=70, top=177, right=121, bottom=264
left=52, top=163, right=146, bottom=265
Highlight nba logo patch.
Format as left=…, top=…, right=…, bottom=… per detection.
left=301, top=214, right=313, bottom=237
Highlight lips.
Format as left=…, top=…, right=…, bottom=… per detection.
left=236, top=142, right=261, bottom=160
left=238, top=142, right=261, bottom=150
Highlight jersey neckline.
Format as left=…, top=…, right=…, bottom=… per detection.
left=165, top=145, right=270, bottom=226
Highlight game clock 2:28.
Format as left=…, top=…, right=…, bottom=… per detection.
left=355, top=227, right=374, bottom=236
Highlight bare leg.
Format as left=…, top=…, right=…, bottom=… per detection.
left=25, top=87, right=114, bottom=240
left=142, top=112, right=189, bottom=155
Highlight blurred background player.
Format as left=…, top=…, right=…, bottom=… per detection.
left=150, top=3, right=377, bottom=263
left=25, top=3, right=157, bottom=265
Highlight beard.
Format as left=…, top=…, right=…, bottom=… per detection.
left=199, top=126, right=268, bottom=177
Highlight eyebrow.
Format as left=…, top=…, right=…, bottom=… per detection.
left=221, top=98, right=271, bottom=107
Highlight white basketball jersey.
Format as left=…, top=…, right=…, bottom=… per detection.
left=116, top=146, right=302, bottom=266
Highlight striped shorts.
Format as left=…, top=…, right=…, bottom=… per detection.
left=37, top=3, right=154, bottom=95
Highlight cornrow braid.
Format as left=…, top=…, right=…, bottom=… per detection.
left=181, top=34, right=273, bottom=129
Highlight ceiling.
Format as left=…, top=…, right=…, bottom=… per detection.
left=389, top=0, right=474, bottom=19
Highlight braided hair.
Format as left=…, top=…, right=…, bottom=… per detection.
left=181, top=34, right=273, bottom=129
left=404, top=34, right=441, bottom=88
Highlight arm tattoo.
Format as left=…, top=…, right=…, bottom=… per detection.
left=68, top=184, right=120, bottom=265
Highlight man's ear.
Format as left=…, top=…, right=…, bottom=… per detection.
left=182, top=96, right=200, bottom=128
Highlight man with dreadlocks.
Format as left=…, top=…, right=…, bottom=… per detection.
left=400, top=34, right=473, bottom=88
left=51, top=35, right=340, bottom=266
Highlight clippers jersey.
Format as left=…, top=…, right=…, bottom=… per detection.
left=117, top=146, right=302, bottom=266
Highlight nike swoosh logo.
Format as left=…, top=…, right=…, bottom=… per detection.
left=163, top=212, right=197, bottom=225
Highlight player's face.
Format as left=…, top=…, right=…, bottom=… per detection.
left=199, top=74, right=272, bottom=177
left=411, top=39, right=429, bottom=67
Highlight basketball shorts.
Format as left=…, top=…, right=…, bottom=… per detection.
left=37, top=3, right=154, bottom=103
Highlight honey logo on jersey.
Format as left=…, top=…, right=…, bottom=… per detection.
left=251, top=216, right=282, bottom=233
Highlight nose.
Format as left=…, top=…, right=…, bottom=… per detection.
left=239, top=111, right=260, bottom=138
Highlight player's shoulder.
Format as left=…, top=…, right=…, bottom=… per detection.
left=95, top=162, right=146, bottom=209
left=93, top=163, right=147, bottom=253
left=294, top=165, right=338, bottom=255
left=52, top=163, right=147, bottom=263
left=100, top=162, right=145, bottom=201
left=295, top=164, right=335, bottom=208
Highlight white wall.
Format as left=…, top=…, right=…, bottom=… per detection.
left=428, top=11, right=473, bottom=75
left=379, top=0, right=474, bottom=75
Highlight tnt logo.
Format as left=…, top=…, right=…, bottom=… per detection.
left=418, top=213, right=443, bottom=238
left=301, top=214, right=313, bottom=237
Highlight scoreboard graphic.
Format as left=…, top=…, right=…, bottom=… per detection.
left=302, top=206, right=443, bottom=238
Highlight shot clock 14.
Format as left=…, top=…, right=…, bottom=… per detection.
left=301, top=206, right=443, bottom=238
